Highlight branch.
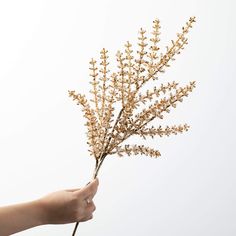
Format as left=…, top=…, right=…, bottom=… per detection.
left=134, top=124, right=190, bottom=139
left=68, top=90, right=101, bottom=159
left=110, top=144, right=161, bottom=158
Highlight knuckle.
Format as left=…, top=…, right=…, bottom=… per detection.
left=88, top=203, right=96, bottom=213
left=93, top=204, right=96, bottom=212
left=90, top=202, right=96, bottom=211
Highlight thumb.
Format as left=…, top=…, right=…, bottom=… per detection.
left=76, top=178, right=99, bottom=199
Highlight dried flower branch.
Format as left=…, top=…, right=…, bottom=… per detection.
left=110, top=144, right=161, bottom=158
left=134, top=123, right=190, bottom=139
left=68, top=91, right=100, bottom=159
left=69, top=16, right=196, bottom=236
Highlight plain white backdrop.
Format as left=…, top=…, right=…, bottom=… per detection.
left=0, top=0, right=235, bottom=235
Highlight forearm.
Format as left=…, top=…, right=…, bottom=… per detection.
left=0, top=200, right=45, bottom=235
left=0, top=179, right=99, bottom=235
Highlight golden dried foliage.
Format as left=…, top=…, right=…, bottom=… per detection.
left=68, top=17, right=196, bottom=177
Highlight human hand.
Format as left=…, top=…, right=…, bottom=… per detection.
left=37, top=178, right=99, bottom=225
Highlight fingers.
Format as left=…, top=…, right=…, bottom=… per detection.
left=78, top=178, right=99, bottom=200
left=80, top=214, right=93, bottom=222
left=87, top=201, right=96, bottom=213
left=72, top=178, right=99, bottom=223
left=79, top=201, right=96, bottom=222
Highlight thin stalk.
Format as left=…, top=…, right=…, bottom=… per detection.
left=71, top=155, right=107, bottom=236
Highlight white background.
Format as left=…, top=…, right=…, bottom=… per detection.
left=0, top=0, right=235, bottom=235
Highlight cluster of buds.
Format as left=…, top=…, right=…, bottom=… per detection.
left=68, top=17, right=196, bottom=176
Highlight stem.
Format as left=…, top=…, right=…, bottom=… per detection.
left=71, top=157, right=105, bottom=236
left=72, top=223, right=79, bottom=236
left=103, top=108, right=123, bottom=153
left=71, top=107, right=123, bottom=236
left=94, top=155, right=107, bottom=178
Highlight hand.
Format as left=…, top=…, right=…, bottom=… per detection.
left=37, top=178, right=99, bottom=225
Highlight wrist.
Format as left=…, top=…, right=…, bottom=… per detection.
left=32, top=199, right=49, bottom=226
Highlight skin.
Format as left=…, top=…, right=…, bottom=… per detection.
left=0, top=178, right=99, bottom=236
